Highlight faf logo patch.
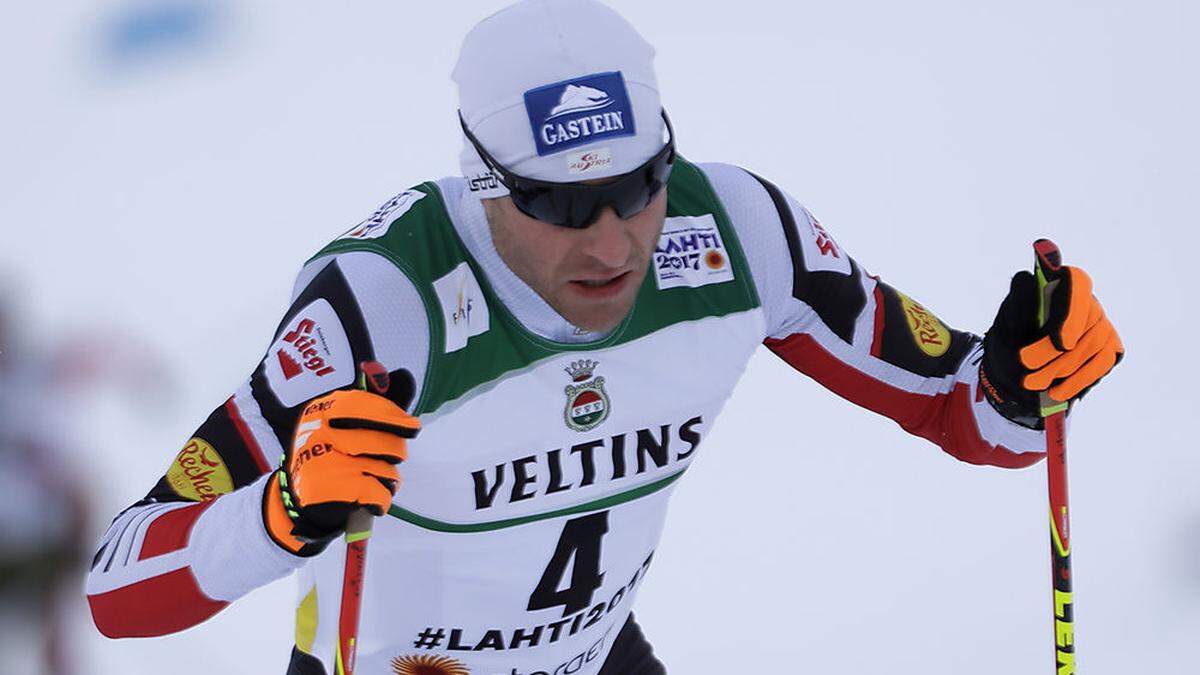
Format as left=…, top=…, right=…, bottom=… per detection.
left=166, top=437, right=233, bottom=502
left=390, top=654, right=469, bottom=675
left=563, top=359, right=610, bottom=432
left=432, top=262, right=490, bottom=353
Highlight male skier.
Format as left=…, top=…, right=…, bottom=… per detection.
left=86, top=2, right=1123, bottom=673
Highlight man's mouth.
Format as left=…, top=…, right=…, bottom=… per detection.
left=569, top=271, right=631, bottom=298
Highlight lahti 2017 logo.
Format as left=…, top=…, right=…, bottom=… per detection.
left=563, top=359, right=610, bottom=432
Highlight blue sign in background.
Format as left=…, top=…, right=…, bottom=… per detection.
left=523, top=71, right=636, bottom=156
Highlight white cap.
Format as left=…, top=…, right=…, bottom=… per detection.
left=453, top=0, right=664, bottom=198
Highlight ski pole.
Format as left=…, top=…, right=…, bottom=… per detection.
left=335, top=509, right=373, bottom=675
left=1033, top=239, right=1074, bottom=674
left=334, top=361, right=393, bottom=675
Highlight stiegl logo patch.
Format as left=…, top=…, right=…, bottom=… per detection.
left=563, top=359, right=610, bottom=432
left=264, top=298, right=355, bottom=408
left=277, top=318, right=335, bottom=379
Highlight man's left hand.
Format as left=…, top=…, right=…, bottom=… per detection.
left=981, top=265, right=1124, bottom=428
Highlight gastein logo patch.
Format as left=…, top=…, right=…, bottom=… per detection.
left=524, top=71, right=635, bottom=156
left=563, top=359, right=611, bottom=432
left=167, top=437, right=234, bottom=501
left=390, top=654, right=469, bottom=675
left=898, top=292, right=951, bottom=357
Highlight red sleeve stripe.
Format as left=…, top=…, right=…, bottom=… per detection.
left=765, top=332, right=1042, bottom=469
left=869, top=284, right=886, bottom=358
left=225, top=397, right=272, bottom=473
left=88, top=567, right=228, bottom=638
left=138, top=500, right=216, bottom=561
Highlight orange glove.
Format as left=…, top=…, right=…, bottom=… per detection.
left=981, top=265, right=1123, bottom=428
left=264, top=388, right=420, bottom=556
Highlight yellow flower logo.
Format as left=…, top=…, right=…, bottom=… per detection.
left=391, top=654, right=470, bottom=675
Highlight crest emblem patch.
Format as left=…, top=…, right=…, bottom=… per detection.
left=563, top=359, right=610, bottom=432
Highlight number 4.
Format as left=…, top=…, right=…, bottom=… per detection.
left=527, top=512, right=609, bottom=616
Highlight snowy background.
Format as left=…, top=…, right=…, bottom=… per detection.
left=1, top=0, right=1196, bottom=673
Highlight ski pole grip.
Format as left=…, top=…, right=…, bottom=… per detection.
left=1033, top=238, right=1063, bottom=328
left=344, top=509, right=375, bottom=540
left=1033, top=239, right=1069, bottom=416
left=345, top=359, right=391, bottom=538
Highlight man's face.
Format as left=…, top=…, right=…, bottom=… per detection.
left=483, top=191, right=667, bottom=333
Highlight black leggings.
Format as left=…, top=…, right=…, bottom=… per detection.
left=598, top=615, right=667, bottom=674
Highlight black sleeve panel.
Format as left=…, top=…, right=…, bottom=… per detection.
left=872, top=280, right=977, bottom=378
left=744, top=170, right=866, bottom=344
left=141, top=400, right=271, bottom=505
left=249, top=259, right=379, bottom=453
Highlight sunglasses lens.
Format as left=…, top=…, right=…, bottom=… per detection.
left=465, top=109, right=674, bottom=229
left=614, top=164, right=671, bottom=220
left=508, top=184, right=563, bottom=225
left=508, top=154, right=673, bottom=228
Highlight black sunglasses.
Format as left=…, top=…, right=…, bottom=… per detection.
left=460, top=109, right=676, bottom=229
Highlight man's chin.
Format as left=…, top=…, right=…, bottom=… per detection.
left=551, top=263, right=653, bottom=334
left=562, top=306, right=627, bottom=334
left=557, top=294, right=637, bottom=334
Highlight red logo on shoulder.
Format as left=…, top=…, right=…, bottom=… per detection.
left=277, top=318, right=336, bottom=380
left=812, top=220, right=840, bottom=258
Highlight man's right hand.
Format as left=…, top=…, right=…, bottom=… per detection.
left=263, top=389, right=420, bottom=556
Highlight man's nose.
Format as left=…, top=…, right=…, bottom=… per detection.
left=580, top=206, right=633, bottom=269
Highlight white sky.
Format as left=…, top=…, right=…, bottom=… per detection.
left=1, top=1, right=1196, bottom=673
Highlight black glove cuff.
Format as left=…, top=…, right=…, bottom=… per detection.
left=267, top=470, right=340, bottom=557
left=979, top=362, right=1044, bottom=431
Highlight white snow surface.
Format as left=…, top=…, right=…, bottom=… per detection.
left=0, top=1, right=1196, bottom=673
